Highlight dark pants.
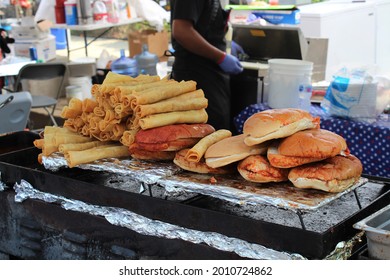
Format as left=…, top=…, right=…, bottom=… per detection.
left=172, top=56, right=231, bottom=131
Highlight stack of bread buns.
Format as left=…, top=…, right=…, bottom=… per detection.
left=173, top=108, right=363, bottom=193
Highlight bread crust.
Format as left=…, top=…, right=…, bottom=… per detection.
left=243, top=108, right=320, bottom=146
left=288, top=155, right=363, bottom=192
left=267, top=145, right=326, bottom=168
left=174, top=149, right=233, bottom=174
left=135, top=124, right=215, bottom=144
left=204, top=134, right=269, bottom=168
left=129, top=143, right=175, bottom=161
left=135, top=138, right=200, bottom=152
left=278, top=129, right=348, bottom=158
left=237, top=155, right=289, bottom=183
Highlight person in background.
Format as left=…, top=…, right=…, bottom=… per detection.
left=170, top=0, right=243, bottom=131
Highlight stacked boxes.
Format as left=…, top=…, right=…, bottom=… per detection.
left=11, top=18, right=56, bottom=62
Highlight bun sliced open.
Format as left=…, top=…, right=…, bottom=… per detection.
left=204, top=134, right=269, bottom=168
left=134, top=123, right=215, bottom=152
left=288, top=155, right=363, bottom=193
left=174, top=149, right=233, bottom=174
left=237, top=155, right=289, bottom=183
left=129, top=143, right=176, bottom=161
left=267, top=129, right=350, bottom=168
left=243, top=108, right=320, bottom=146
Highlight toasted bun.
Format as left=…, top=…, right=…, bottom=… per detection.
left=135, top=124, right=215, bottom=144
left=237, top=155, right=289, bottom=183
left=267, top=144, right=325, bottom=168
left=243, top=108, right=320, bottom=146
left=174, top=149, right=234, bottom=174
left=288, top=155, right=363, bottom=193
left=204, top=134, right=269, bottom=168
left=129, top=143, right=175, bottom=161
left=278, top=129, right=349, bottom=158
left=135, top=138, right=200, bottom=152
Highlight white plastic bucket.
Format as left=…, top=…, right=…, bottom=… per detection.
left=65, top=85, right=83, bottom=101
left=267, top=59, right=313, bottom=111
left=68, top=76, right=92, bottom=99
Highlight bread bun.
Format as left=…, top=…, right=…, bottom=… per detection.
left=237, top=155, right=289, bottom=183
left=243, top=108, right=320, bottom=146
left=174, top=149, right=233, bottom=174
left=129, top=143, right=176, bottom=161
left=135, top=138, right=200, bottom=152
left=267, top=129, right=350, bottom=168
left=278, top=129, right=348, bottom=158
left=267, top=143, right=324, bottom=168
left=134, top=123, right=215, bottom=152
left=204, top=134, right=269, bottom=168
left=288, top=154, right=363, bottom=193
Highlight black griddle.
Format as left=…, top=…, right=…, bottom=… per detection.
left=0, top=132, right=389, bottom=259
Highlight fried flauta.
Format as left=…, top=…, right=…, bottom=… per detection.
left=33, top=139, right=45, bottom=149
left=134, top=90, right=207, bottom=118
left=185, top=129, right=232, bottom=163
left=64, top=144, right=130, bottom=168
left=58, top=140, right=111, bottom=153
left=120, top=128, right=140, bottom=146
left=138, top=109, right=208, bottom=130
left=82, top=98, right=98, bottom=113
left=130, top=80, right=197, bottom=109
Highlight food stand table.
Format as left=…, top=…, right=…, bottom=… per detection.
left=52, top=18, right=143, bottom=58
left=234, top=103, right=390, bottom=179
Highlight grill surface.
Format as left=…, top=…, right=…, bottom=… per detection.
left=0, top=132, right=389, bottom=259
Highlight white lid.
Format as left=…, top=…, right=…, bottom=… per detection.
left=268, top=59, right=313, bottom=70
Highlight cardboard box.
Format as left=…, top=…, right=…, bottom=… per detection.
left=11, top=19, right=52, bottom=40
left=11, top=24, right=50, bottom=40
left=229, top=6, right=300, bottom=25
left=14, top=35, right=56, bottom=62
left=128, top=30, right=169, bottom=61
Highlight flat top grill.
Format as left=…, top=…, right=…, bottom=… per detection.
left=0, top=138, right=389, bottom=259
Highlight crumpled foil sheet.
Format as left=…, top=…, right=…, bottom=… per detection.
left=325, top=231, right=365, bottom=260
left=43, top=154, right=181, bottom=185
left=42, top=154, right=368, bottom=213
left=13, top=179, right=305, bottom=260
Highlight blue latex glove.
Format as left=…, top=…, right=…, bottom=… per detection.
left=218, top=53, right=243, bottom=75
left=231, top=41, right=245, bottom=58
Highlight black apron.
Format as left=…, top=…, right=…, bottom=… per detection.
left=171, top=0, right=232, bottom=131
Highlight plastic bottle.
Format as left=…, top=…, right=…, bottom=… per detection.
left=64, top=0, right=78, bottom=25
left=118, top=0, right=131, bottom=20
left=110, top=49, right=137, bottom=77
left=104, top=0, right=120, bottom=23
left=135, top=44, right=158, bottom=76
left=93, top=0, right=108, bottom=23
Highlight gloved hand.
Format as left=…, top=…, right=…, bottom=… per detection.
left=218, top=53, right=243, bottom=75
left=231, top=41, right=245, bottom=58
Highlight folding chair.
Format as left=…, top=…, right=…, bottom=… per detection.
left=3, top=62, right=67, bottom=128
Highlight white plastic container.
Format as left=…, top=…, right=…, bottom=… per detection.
left=93, top=0, right=108, bottom=23
left=267, top=59, right=313, bottom=111
left=66, top=85, right=83, bottom=101
left=68, top=76, right=92, bottom=99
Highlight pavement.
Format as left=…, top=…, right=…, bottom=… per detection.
left=55, top=34, right=130, bottom=61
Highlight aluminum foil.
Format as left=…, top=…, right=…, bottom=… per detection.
left=42, top=153, right=181, bottom=185
left=159, top=174, right=368, bottom=213
left=42, top=154, right=369, bottom=213
left=325, top=231, right=365, bottom=260
left=13, top=179, right=305, bottom=260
